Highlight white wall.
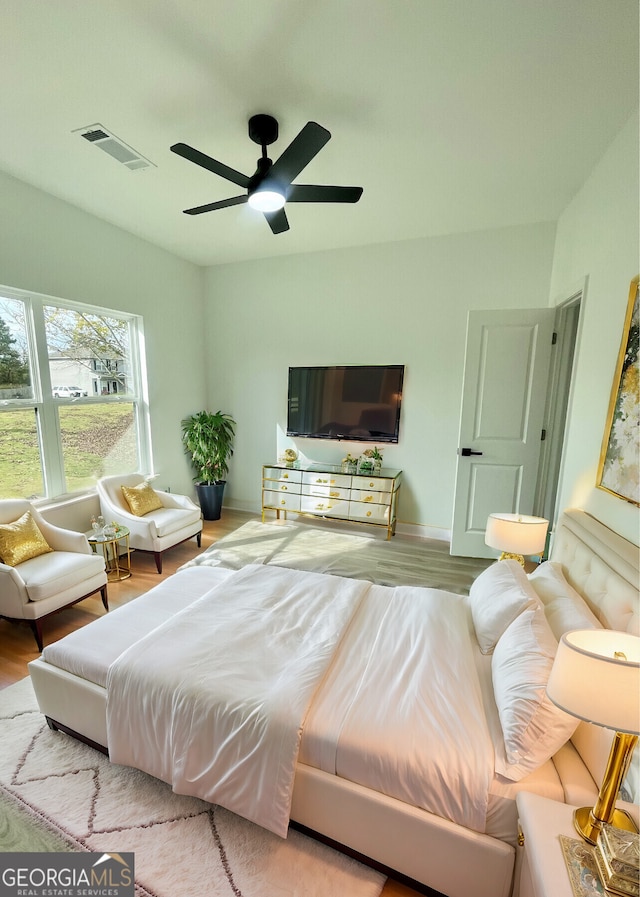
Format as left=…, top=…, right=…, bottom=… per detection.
left=0, top=170, right=206, bottom=502
left=3, top=112, right=636, bottom=547
left=550, top=111, right=639, bottom=545
left=204, top=221, right=557, bottom=533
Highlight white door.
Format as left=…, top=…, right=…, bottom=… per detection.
left=450, top=308, right=555, bottom=557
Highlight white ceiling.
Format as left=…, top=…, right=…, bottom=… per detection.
left=1, top=0, right=637, bottom=267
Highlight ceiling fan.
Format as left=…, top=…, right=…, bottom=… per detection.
left=170, top=114, right=363, bottom=234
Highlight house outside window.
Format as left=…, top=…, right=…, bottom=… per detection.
left=0, top=286, right=151, bottom=500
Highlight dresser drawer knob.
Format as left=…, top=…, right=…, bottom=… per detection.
left=280, top=485, right=288, bottom=491
left=366, top=511, right=372, bottom=517
left=283, top=473, right=289, bottom=479
left=281, top=500, right=286, bottom=505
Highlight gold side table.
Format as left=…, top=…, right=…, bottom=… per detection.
left=87, top=525, right=131, bottom=581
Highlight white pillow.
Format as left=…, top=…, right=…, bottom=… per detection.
left=492, top=604, right=579, bottom=781
left=528, top=561, right=602, bottom=641
left=469, top=559, right=540, bottom=654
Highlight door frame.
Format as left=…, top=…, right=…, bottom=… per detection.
left=534, top=279, right=585, bottom=544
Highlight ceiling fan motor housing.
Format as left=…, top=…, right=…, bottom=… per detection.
left=248, top=114, right=278, bottom=147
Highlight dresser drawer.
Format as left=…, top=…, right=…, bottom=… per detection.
left=351, top=475, right=393, bottom=493
left=263, top=467, right=302, bottom=484
left=302, top=483, right=351, bottom=501
left=262, top=490, right=301, bottom=512
left=266, top=479, right=301, bottom=495
left=300, top=495, right=350, bottom=518
left=302, top=471, right=352, bottom=489
left=350, top=489, right=392, bottom=506
left=349, top=502, right=390, bottom=524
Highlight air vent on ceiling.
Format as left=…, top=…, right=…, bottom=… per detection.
left=73, top=124, right=155, bottom=172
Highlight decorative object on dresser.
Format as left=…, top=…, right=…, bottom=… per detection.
left=180, top=409, right=236, bottom=520
left=484, top=512, right=549, bottom=565
left=546, top=629, right=640, bottom=845
left=280, top=447, right=298, bottom=467
left=262, top=462, right=402, bottom=539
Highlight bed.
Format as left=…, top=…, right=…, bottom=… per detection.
left=28, top=508, right=639, bottom=897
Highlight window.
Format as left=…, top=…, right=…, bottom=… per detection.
left=0, top=286, right=150, bottom=500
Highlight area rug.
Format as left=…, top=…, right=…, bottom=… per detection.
left=183, top=518, right=491, bottom=594
left=0, top=678, right=385, bottom=897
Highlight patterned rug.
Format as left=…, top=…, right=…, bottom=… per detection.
left=0, top=678, right=385, bottom=897
left=182, top=518, right=491, bottom=594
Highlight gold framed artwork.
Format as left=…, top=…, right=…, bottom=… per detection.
left=596, top=275, right=639, bottom=506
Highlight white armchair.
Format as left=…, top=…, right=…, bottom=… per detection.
left=0, top=500, right=108, bottom=652
left=97, top=474, right=202, bottom=573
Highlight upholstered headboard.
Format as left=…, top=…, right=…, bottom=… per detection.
left=550, top=508, right=639, bottom=635
left=550, top=508, right=639, bottom=800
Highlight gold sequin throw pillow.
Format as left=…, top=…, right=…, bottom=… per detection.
left=121, top=482, right=164, bottom=516
left=0, top=510, right=53, bottom=566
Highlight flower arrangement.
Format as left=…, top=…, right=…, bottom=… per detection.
left=341, top=452, right=357, bottom=473
left=363, top=446, right=383, bottom=462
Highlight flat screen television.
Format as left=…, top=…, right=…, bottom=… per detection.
left=287, top=365, right=404, bottom=443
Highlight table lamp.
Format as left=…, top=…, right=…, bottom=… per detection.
left=546, top=629, right=640, bottom=845
left=484, top=513, right=549, bottom=565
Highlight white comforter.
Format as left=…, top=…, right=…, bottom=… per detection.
left=301, top=585, right=494, bottom=832
left=106, top=564, right=369, bottom=837
left=106, top=564, right=495, bottom=838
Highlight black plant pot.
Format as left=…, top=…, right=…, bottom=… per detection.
left=195, top=481, right=226, bottom=521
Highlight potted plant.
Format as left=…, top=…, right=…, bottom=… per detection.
left=180, top=410, right=236, bottom=520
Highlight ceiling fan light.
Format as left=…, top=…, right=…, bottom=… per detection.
left=248, top=189, right=286, bottom=212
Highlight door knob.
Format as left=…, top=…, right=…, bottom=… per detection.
left=460, top=448, right=483, bottom=456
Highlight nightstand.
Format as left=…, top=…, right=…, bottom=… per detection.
left=516, top=793, right=639, bottom=897
left=517, top=793, right=581, bottom=897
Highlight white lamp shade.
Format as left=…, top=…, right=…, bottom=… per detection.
left=546, top=629, right=640, bottom=735
left=485, top=512, right=549, bottom=555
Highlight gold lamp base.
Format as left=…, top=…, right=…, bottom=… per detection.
left=573, top=805, right=638, bottom=846
left=498, top=551, right=525, bottom=566
left=573, top=731, right=639, bottom=846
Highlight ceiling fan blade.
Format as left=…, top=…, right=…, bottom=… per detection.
left=269, top=122, right=331, bottom=186
left=287, top=184, right=363, bottom=203
left=171, top=143, right=250, bottom=189
left=184, top=195, right=247, bottom=215
left=264, top=208, right=289, bottom=234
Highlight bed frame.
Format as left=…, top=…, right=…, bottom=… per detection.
left=28, top=509, right=639, bottom=897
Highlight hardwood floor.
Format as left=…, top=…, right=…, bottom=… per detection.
left=0, top=509, right=431, bottom=897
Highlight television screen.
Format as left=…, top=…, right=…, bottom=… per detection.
left=287, top=365, right=404, bottom=443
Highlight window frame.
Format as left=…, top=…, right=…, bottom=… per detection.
left=0, top=283, right=152, bottom=501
